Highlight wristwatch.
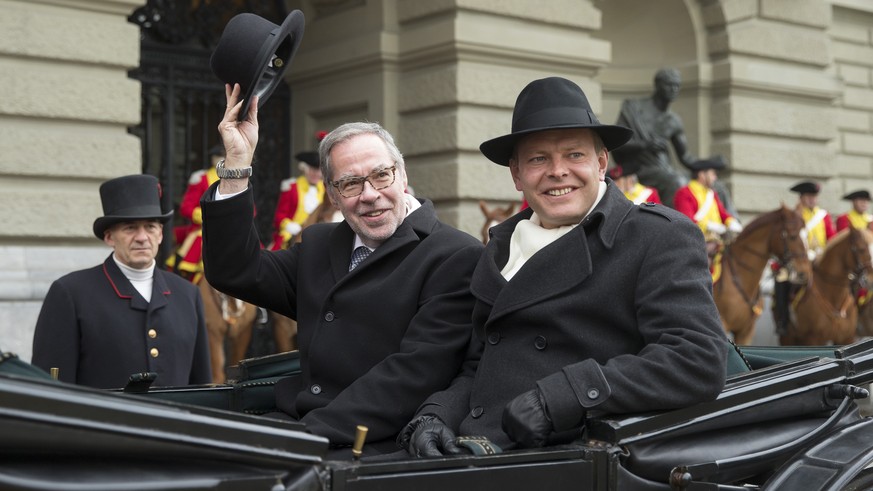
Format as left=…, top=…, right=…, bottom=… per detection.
left=215, top=159, right=253, bottom=179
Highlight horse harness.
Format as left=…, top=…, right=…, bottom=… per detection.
left=721, top=215, right=804, bottom=316
left=801, top=234, right=873, bottom=320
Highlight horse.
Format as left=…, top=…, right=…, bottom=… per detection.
left=271, top=199, right=343, bottom=353
left=782, top=226, right=873, bottom=346
left=198, top=276, right=259, bottom=383
left=712, top=205, right=811, bottom=345
left=479, top=200, right=517, bottom=244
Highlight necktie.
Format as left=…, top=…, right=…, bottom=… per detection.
left=349, top=246, right=372, bottom=271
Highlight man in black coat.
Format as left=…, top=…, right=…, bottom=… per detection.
left=400, top=77, right=729, bottom=456
left=200, top=84, right=482, bottom=455
left=32, top=175, right=211, bottom=389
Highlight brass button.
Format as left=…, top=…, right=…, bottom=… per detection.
left=150, top=348, right=159, bottom=358
left=148, top=329, right=157, bottom=339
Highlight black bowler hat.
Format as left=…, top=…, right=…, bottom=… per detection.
left=790, top=181, right=821, bottom=195
left=210, top=10, right=305, bottom=121
left=479, top=77, right=634, bottom=166
left=842, top=190, right=871, bottom=201
left=93, top=175, right=173, bottom=239
left=687, top=156, right=726, bottom=173
left=295, top=151, right=319, bottom=168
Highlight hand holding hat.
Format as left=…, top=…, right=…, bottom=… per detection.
left=217, top=83, right=260, bottom=171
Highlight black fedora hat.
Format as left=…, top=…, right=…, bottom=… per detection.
left=479, top=77, right=634, bottom=166
left=93, top=175, right=173, bottom=239
left=295, top=151, right=319, bottom=168
left=790, top=181, right=821, bottom=195
left=210, top=10, right=305, bottom=121
left=842, top=190, right=871, bottom=201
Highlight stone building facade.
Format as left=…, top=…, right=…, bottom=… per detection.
left=2, top=0, right=872, bottom=360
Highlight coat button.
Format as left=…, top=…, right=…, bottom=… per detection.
left=310, top=384, right=322, bottom=395
left=587, top=388, right=599, bottom=400
left=148, top=329, right=157, bottom=339
left=487, top=332, right=501, bottom=345
left=471, top=406, right=484, bottom=418
left=324, top=311, right=335, bottom=322
left=534, top=336, right=547, bottom=350
left=150, top=348, right=159, bottom=358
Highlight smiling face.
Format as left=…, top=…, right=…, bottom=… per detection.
left=327, top=133, right=409, bottom=248
left=509, top=128, right=608, bottom=229
left=104, top=220, right=162, bottom=269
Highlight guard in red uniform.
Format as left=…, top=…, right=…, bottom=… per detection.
left=836, top=190, right=872, bottom=232
left=269, top=151, right=324, bottom=250
left=673, top=157, right=741, bottom=275
left=792, top=181, right=835, bottom=260
left=167, top=145, right=224, bottom=283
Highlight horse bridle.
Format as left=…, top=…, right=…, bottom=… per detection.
left=724, top=214, right=803, bottom=311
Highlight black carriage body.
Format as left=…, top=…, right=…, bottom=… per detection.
left=4, top=342, right=873, bottom=491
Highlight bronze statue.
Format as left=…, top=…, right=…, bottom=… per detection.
left=615, top=68, right=736, bottom=214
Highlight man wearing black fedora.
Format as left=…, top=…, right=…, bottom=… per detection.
left=32, top=174, right=211, bottom=389
left=400, top=76, right=728, bottom=456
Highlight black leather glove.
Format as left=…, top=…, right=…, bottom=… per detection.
left=502, top=389, right=553, bottom=448
left=398, top=415, right=463, bottom=458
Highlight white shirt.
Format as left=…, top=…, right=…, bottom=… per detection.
left=113, top=255, right=155, bottom=302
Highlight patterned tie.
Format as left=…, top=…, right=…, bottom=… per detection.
left=348, top=246, right=372, bottom=271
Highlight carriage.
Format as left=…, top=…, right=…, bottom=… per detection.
left=4, top=337, right=873, bottom=491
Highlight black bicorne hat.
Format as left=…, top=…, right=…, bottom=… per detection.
left=210, top=11, right=305, bottom=121
left=790, top=181, right=821, bottom=195
left=295, top=151, right=319, bottom=168
left=479, top=77, right=634, bottom=166
left=687, top=156, right=726, bottom=173
left=842, top=190, right=871, bottom=201
left=93, top=175, right=173, bottom=239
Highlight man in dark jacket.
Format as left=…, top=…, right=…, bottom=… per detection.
left=200, top=84, right=482, bottom=455
left=400, top=77, right=728, bottom=456
left=32, top=174, right=211, bottom=389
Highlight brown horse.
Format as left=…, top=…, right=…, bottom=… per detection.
left=198, top=276, right=259, bottom=383
left=713, top=205, right=811, bottom=345
left=479, top=200, right=517, bottom=244
left=272, top=199, right=342, bottom=353
left=782, top=226, right=873, bottom=346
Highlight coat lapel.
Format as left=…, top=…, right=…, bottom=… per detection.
left=474, top=183, right=633, bottom=326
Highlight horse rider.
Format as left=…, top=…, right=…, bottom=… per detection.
left=792, top=181, right=836, bottom=260
left=772, top=181, right=836, bottom=335
left=270, top=149, right=325, bottom=250
left=836, top=189, right=872, bottom=232
left=673, top=156, right=742, bottom=272
left=167, top=144, right=225, bottom=283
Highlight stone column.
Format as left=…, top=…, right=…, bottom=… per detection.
left=702, top=0, right=842, bottom=214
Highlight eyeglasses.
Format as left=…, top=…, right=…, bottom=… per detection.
left=331, top=165, right=397, bottom=198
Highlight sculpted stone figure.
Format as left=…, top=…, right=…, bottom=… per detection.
left=615, top=68, right=736, bottom=214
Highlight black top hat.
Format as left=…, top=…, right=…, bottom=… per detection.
left=295, top=151, right=319, bottom=168
left=479, top=77, right=633, bottom=166
left=842, top=190, right=871, bottom=201
left=93, top=175, right=173, bottom=239
left=210, top=10, right=305, bottom=121
left=790, top=181, right=821, bottom=195
left=687, top=156, right=726, bottom=173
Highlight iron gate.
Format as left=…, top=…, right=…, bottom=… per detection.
left=128, top=0, right=293, bottom=263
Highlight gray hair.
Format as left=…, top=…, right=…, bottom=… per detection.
left=318, top=122, right=405, bottom=188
